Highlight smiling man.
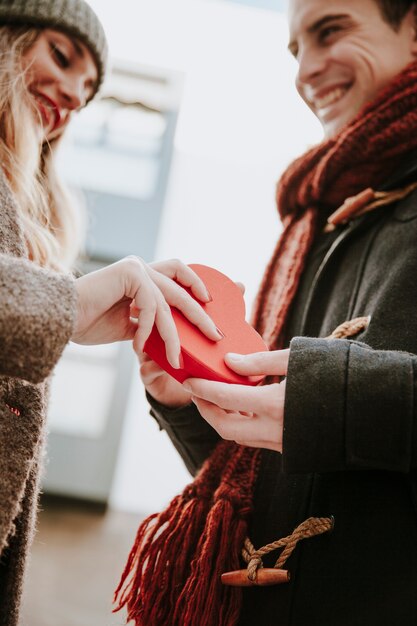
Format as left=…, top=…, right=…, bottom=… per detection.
left=118, top=1, right=417, bottom=625
left=289, top=0, right=417, bottom=136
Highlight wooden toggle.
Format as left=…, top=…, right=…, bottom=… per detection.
left=221, top=568, right=290, bottom=587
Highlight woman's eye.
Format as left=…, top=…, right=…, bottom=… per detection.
left=51, top=44, right=70, bottom=68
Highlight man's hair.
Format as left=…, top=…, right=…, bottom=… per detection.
left=375, top=0, right=416, bottom=30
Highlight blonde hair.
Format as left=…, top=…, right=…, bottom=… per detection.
left=0, top=25, right=84, bottom=271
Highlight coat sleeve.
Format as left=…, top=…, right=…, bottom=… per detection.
left=147, top=392, right=221, bottom=476
left=0, top=253, right=76, bottom=384
left=282, top=336, right=417, bottom=474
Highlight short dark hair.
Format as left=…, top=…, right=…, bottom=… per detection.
left=374, top=0, right=416, bottom=30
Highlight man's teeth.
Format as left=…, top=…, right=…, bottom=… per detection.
left=314, top=87, right=348, bottom=109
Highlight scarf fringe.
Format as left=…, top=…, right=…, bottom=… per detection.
left=175, top=445, right=260, bottom=626
left=114, top=444, right=259, bottom=625
left=174, top=499, right=247, bottom=626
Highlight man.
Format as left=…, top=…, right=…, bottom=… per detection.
left=116, top=1, right=417, bottom=624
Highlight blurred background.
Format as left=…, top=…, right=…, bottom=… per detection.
left=21, top=0, right=323, bottom=624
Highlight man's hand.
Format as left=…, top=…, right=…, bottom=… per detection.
left=139, top=351, right=193, bottom=408
left=182, top=349, right=289, bottom=452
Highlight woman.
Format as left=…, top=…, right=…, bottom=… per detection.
left=0, top=1, right=221, bottom=623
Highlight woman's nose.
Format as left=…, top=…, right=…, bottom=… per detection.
left=58, top=76, right=86, bottom=110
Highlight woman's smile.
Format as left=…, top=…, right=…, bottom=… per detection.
left=30, top=90, right=62, bottom=133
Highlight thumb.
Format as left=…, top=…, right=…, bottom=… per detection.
left=224, top=349, right=289, bottom=376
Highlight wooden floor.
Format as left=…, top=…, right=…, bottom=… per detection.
left=20, top=496, right=144, bottom=626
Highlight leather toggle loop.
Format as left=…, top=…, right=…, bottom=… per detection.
left=325, top=181, right=417, bottom=232
left=326, top=187, right=376, bottom=230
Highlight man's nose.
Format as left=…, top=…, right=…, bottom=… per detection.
left=296, top=45, right=327, bottom=86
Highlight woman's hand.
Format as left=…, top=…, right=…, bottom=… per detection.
left=72, top=257, right=222, bottom=369
left=182, top=349, right=289, bottom=452
left=137, top=273, right=248, bottom=409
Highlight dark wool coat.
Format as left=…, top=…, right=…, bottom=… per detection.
left=0, top=172, right=76, bottom=625
left=148, top=154, right=417, bottom=626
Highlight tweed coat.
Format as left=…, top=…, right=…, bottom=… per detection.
left=148, top=154, right=417, bottom=626
left=0, top=171, right=76, bottom=625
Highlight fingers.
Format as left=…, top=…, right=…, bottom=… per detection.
left=224, top=349, right=290, bottom=377
left=132, top=278, right=158, bottom=353
left=183, top=378, right=283, bottom=414
left=137, top=282, right=182, bottom=369
left=125, top=259, right=181, bottom=368
left=139, top=357, right=165, bottom=385
left=154, top=300, right=182, bottom=369
left=192, top=397, right=242, bottom=440
left=147, top=268, right=223, bottom=342
left=122, top=256, right=235, bottom=367
left=149, top=260, right=211, bottom=303
left=192, top=396, right=282, bottom=452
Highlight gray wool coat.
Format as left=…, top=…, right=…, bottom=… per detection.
left=148, top=154, right=417, bottom=625
left=0, top=171, right=76, bottom=625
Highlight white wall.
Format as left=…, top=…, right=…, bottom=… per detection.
left=86, top=0, right=323, bottom=513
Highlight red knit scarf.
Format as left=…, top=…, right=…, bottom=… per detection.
left=114, top=61, right=417, bottom=626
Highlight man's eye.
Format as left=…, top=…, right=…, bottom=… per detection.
left=51, top=44, right=69, bottom=68
left=319, top=25, right=342, bottom=43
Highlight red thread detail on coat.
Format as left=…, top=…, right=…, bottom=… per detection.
left=5, top=403, right=21, bottom=417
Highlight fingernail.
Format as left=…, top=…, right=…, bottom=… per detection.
left=227, top=352, right=243, bottom=361
left=178, top=353, right=185, bottom=369
left=215, top=326, right=225, bottom=339
left=205, top=289, right=213, bottom=302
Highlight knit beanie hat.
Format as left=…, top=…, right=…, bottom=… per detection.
left=0, top=0, right=108, bottom=95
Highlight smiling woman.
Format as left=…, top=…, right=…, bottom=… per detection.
left=22, top=29, right=98, bottom=140
left=0, top=3, right=107, bottom=268
left=0, top=1, right=227, bottom=625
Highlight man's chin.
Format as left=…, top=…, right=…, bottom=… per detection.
left=322, top=112, right=356, bottom=138
left=323, top=122, right=341, bottom=139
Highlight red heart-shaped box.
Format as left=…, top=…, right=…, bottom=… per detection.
left=144, top=264, right=268, bottom=385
